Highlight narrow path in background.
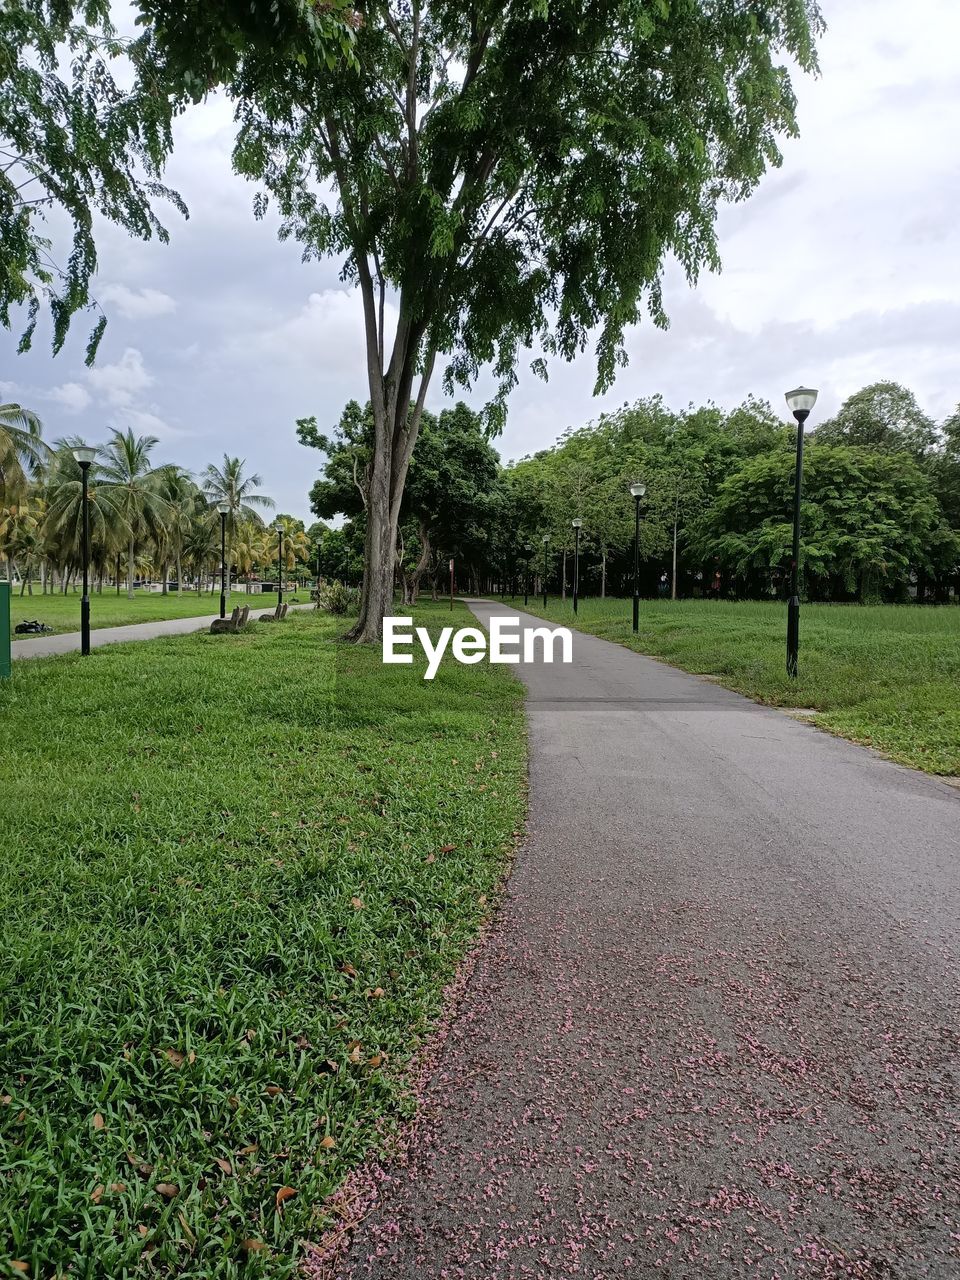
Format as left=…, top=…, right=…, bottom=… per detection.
left=326, top=601, right=960, bottom=1279
left=10, top=602, right=316, bottom=660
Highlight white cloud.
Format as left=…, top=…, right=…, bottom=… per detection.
left=47, top=382, right=92, bottom=413
left=100, top=284, right=177, bottom=320
left=85, top=347, right=153, bottom=407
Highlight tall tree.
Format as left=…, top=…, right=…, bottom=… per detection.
left=814, top=382, right=939, bottom=458
left=97, top=429, right=170, bottom=599
left=236, top=0, right=822, bottom=639
left=201, top=455, right=274, bottom=594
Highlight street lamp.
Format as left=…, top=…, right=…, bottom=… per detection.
left=72, top=446, right=96, bottom=656
left=784, top=386, right=818, bottom=678
left=216, top=501, right=230, bottom=619
left=523, top=544, right=532, bottom=607
left=542, top=534, right=550, bottom=609
left=571, top=519, right=582, bottom=614
left=274, top=520, right=285, bottom=606
left=629, top=482, right=646, bottom=633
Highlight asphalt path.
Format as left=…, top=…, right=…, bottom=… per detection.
left=9, top=602, right=315, bottom=659
left=323, top=601, right=960, bottom=1280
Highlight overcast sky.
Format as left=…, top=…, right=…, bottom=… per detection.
left=3, top=0, right=958, bottom=523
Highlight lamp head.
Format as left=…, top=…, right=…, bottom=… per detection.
left=542, top=534, right=550, bottom=544
left=216, top=501, right=230, bottom=515
left=629, top=482, right=646, bottom=499
left=785, top=386, right=818, bottom=423
left=571, top=518, right=582, bottom=529
left=72, top=446, right=96, bottom=467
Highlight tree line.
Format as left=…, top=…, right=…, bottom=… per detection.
left=0, top=409, right=314, bottom=598
left=307, top=381, right=960, bottom=605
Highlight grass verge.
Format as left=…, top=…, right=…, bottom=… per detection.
left=514, top=596, right=960, bottom=775
left=0, top=602, right=526, bottom=1277
left=6, top=590, right=307, bottom=634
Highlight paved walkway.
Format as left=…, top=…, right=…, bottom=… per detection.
left=11, top=602, right=315, bottom=659
left=326, top=603, right=960, bottom=1279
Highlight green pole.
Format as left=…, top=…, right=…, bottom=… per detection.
left=0, top=581, right=10, bottom=680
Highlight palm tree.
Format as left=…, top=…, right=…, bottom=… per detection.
left=97, top=429, right=171, bottom=599
left=0, top=403, right=48, bottom=507
left=43, top=439, right=128, bottom=593
left=155, top=467, right=201, bottom=594
left=201, top=455, right=274, bottom=594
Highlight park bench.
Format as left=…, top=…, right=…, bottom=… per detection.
left=209, top=604, right=250, bottom=634
left=259, top=602, right=289, bottom=622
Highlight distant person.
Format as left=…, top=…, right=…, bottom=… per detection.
left=658, top=571, right=669, bottom=598
left=711, top=569, right=722, bottom=600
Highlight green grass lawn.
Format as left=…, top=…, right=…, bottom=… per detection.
left=512, top=595, right=960, bottom=776
left=5, top=589, right=314, bottom=634
left=0, top=603, right=525, bottom=1278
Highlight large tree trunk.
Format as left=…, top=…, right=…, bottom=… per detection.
left=127, top=537, right=135, bottom=600
left=402, top=519, right=432, bottom=606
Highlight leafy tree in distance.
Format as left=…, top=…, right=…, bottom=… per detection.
left=237, top=0, right=823, bottom=640
left=814, top=382, right=939, bottom=458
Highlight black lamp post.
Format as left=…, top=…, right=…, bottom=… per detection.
left=275, top=521, right=284, bottom=606
left=542, top=534, right=550, bottom=609
left=784, top=386, right=818, bottom=678
left=217, top=501, right=230, bottom=618
left=629, top=482, right=646, bottom=633
left=72, top=446, right=96, bottom=655
left=523, top=544, right=532, bottom=606
left=571, top=519, right=582, bottom=614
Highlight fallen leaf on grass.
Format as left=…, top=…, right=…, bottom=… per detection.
left=92, top=1112, right=105, bottom=1131
left=275, top=1185, right=297, bottom=1209
left=318, top=1135, right=336, bottom=1150
left=155, top=1183, right=179, bottom=1199
left=264, top=1085, right=283, bottom=1098
left=242, top=1239, right=266, bottom=1253
left=340, top=962, right=358, bottom=978
left=351, top=896, right=364, bottom=910
left=91, top=1184, right=105, bottom=1204
left=439, top=844, right=457, bottom=854
left=163, top=1049, right=185, bottom=1067
left=236, top=1143, right=258, bottom=1156
left=214, top=1157, right=233, bottom=1175
left=10, top=1262, right=29, bottom=1273
left=367, top=1054, right=383, bottom=1068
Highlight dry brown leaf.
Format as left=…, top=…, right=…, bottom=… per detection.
left=351, top=896, right=364, bottom=910
left=110, top=1182, right=126, bottom=1193
left=164, top=1049, right=185, bottom=1067
left=371, top=987, right=385, bottom=998
left=137, top=1225, right=150, bottom=1238
left=10, top=1262, right=29, bottom=1273
left=213, top=1157, right=233, bottom=1175
left=340, top=962, right=358, bottom=978
left=228, top=1095, right=239, bottom=1109
left=318, top=1135, right=336, bottom=1149
left=91, top=1184, right=105, bottom=1204
left=440, top=844, right=457, bottom=854
left=264, top=1085, right=283, bottom=1097
left=92, top=1112, right=105, bottom=1131
left=241, top=1239, right=265, bottom=1253
left=424, top=854, right=436, bottom=864
left=275, top=1185, right=297, bottom=1209
left=1, top=1095, right=12, bottom=1105
left=155, top=1183, right=179, bottom=1199
left=367, top=1054, right=383, bottom=1068
left=237, top=1143, right=259, bottom=1156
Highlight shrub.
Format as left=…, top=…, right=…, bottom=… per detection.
left=316, top=581, right=358, bottom=615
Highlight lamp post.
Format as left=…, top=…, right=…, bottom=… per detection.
left=216, top=501, right=230, bottom=618
left=523, top=544, right=532, bottom=606
left=72, top=446, right=96, bottom=656
left=542, top=535, right=550, bottom=609
left=571, top=519, right=582, bottom=614
left=629, top=482, right=646, bottom=633
left=784, top=387, right=818, bottom=678
left=275, top=521, right=284, bottom=606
